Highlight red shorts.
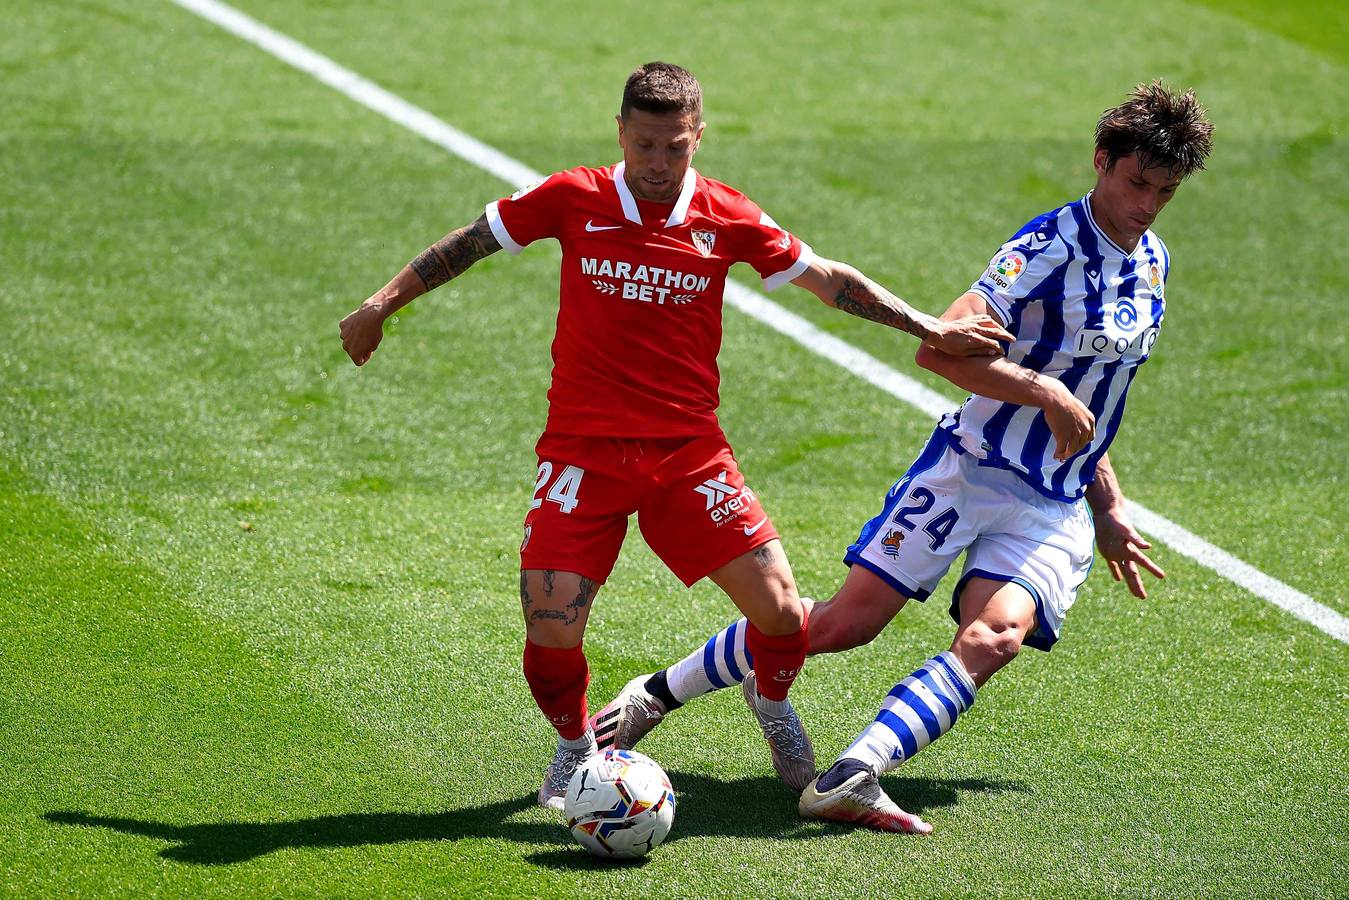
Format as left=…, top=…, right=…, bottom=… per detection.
left=519, top=432, right=780, bottom=587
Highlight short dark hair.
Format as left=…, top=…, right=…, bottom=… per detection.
left=620, top=62, right=702, bottom=122
left=1095, top=80, right=1214, bottom=179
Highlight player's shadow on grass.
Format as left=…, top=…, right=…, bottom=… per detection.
left=43, top=772, right=1023, bottom=868
left=44, top=796, right=553, bottom=866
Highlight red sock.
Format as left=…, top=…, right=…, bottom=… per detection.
left=522, top=639, right=590, bottom=740
left=745, top=616, right=808, bottom=702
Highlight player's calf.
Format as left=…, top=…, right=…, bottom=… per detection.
left=522, top=639, right=591, bottom=739
left=824, top=651, right=977, bottom=779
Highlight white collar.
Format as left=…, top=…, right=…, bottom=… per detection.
left=1083, top=191, right=1138, bottom=258
left=613, top=162, right=698, bottom=228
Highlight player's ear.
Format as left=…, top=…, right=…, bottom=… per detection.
left=616, top=114, right=625, bottom=146
left=1093, top=147, right=1109, bottom=177
left=693, top=121, right=706, bottom=151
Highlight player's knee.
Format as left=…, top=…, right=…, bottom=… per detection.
left=524, top=620, right=584, bottom=649
left=956, top=619, right=1025, bottom=672
left=752, top=581, right=805, bottom=636
left=764, top=599, right=806, bottom=636
left=986, top=628, right=1024, bottom=668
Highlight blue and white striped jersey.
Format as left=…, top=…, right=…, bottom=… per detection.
left=938, top=193, right=1169, bottom=502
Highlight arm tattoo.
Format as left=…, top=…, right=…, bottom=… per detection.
left=409, top=214, right=501, bottom=291
left=833, top=274, right=933, bottom=340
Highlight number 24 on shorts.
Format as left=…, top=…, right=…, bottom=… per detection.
left=893, top=486, right=960, bottom=551
left=532, top=462, right=585, bottom=514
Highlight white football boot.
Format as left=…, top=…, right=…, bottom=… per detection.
left=798, top=767, right=933, bottom=834
left=588, top=675, right=668, bottom=751
left=741, top=671, right=817, bottom=792
left=537, top=732, right=597, bottom=810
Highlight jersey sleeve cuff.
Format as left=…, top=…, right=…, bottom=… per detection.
left=761, top=242, right=815, bottom=292
left=968, top=284, right=1011, bottom=325
left=484, top=200, right=525, bottom=255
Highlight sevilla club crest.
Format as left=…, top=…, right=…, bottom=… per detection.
left=691, top=229, right=717, bottom=258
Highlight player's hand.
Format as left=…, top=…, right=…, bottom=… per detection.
left=1094, top=507, right=1166, bottom=599
left=1043, top=382, right=1095, bottom=461
left=924, top=315, right=1013, bottom=357
left=339, top=298, right=387, bottom=366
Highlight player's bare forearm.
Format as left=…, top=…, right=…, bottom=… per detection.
left=824, top=265, right=938, bottom=340
left=373, top=215, right=501, bottom=314
left=1086, top=452, right=1166, bottom=597
left=1085, top=452, right=1124, bottom=515
left=340, top=215, right=501, bottom=366
left=916, top=345, right=1092, bottom=460
left=917, top=291, right=1094, bottom=459
left=917, top=291, right=1059, bottom=407
left=917, top=347, right=1061, bottom=408
left=407, top=214, right=501, bottom=294
left=791, top=258, right=1008, bottom=354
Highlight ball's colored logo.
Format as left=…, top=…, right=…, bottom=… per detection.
left=1113, top=299, right=1139, bottom=332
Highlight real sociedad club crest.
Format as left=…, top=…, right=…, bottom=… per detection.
left=1149, top=262, right=1164, bottom=300
left=691, top=229, right=716, bottom=258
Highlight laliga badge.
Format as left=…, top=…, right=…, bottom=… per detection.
left=988, top=250, right=1027, bottom=291
left=510, top=178, right=545, bottom=201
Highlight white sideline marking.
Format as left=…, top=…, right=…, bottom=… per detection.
left=170, top=0, right=1348, bottom=647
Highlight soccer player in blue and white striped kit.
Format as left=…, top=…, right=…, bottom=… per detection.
left=589, top=82, right=1214, bottom=832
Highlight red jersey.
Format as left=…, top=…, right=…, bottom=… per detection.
left=485, top=164, right=813, bottom=437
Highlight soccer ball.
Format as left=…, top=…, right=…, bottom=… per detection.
left=564, top=749, right=676, bottom=859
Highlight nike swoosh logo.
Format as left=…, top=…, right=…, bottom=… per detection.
left=585, top=220, right=622, bottom=232
left=742, top=518, right=768, bottom=536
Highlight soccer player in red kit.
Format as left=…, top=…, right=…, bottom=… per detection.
left=340, top=62, right=1010, bottom=809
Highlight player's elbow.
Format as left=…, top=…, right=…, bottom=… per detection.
left=804, top=257, right=848, bottom=306
left=914, top=341, right=944, bottom=372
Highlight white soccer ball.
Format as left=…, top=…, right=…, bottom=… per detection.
left=564, top=749, right=676, bottom=859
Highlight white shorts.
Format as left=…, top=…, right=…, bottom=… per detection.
left=844, top=430, right=1094, bottom=651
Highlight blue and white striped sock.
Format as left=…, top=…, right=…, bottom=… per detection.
left=836, top=651, right=977, bottom=775
left=665, top=617, right=754, bottom=703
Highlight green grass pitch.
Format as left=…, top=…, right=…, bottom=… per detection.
left=2, top=0, right=1345, bottom=896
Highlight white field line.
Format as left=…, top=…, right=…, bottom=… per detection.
left=170, top=0, right=1348, bottom=647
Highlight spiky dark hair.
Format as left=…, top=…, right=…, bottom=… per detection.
left=620, top=62, right=702, bottom=122
left=1096, top=81, right=1214, bottom=178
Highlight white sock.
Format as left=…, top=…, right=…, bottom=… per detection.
left=560, top=729, right=596, bottom=752
left=665, top=617, right=752, bottom=703
left=835, top=651, right=976, bottom=774
left=753, top=692, right=792, bottom=718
